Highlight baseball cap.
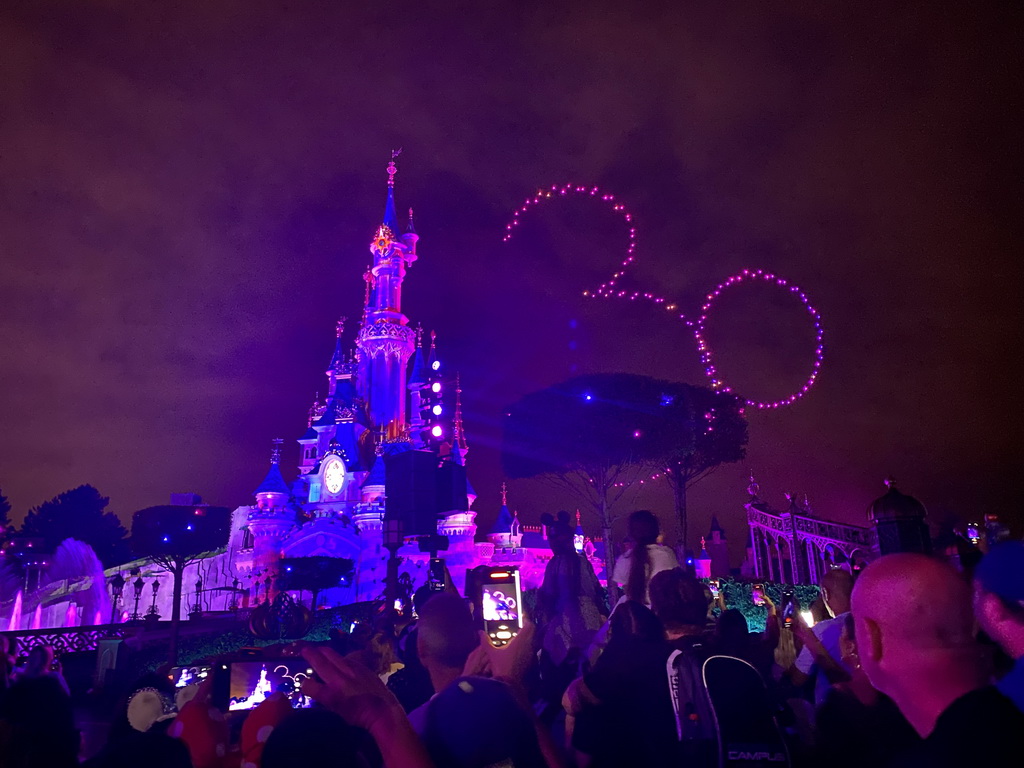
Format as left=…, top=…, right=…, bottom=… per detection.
left=975, top=540, right=1024, bottom=604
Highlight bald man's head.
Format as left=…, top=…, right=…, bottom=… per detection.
left=851, top=554, right=977, bottom=695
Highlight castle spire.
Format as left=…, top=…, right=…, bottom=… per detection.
left=382, top=149, right=401, bottom=233
left=328, top=316, right=347, bottom=372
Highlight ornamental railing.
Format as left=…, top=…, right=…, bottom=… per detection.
left=5, top=625, right=128, bottom=656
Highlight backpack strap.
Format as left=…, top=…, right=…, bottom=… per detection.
left=666, top=649, right=684, bottom=740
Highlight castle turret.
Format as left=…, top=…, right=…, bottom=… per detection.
left=248, top=440, right=297, bottom=596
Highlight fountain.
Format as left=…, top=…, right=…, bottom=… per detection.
left=46, top=539, right=112, bottom=629
left=31, top=605, right=42, bottom=629
left=7, top=590, right=23, bottom=631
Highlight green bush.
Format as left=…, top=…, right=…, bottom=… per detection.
left=713, top=577, right=820, bottom=633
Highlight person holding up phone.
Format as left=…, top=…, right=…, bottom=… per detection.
left=788, top=569, right=855, bottom=706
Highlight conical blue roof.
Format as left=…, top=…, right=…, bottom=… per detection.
left=254, top=462, right=290, bottom=497
left=361, top=456, right=386, bottom=488
left=710, top=515, right=724, bottom=533
left=383, top=186, right=399, bottom=233
left=328, top=336, right=345, bottom=371
left=409, top=348, right=427, bottom=386
left=299, top=426, right=318, bottom=441
left=490, top=504, right=513, bottom=534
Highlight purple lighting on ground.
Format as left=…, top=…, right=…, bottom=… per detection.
left=504, top=184, right=826, bottom=410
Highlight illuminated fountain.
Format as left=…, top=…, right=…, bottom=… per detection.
left=7, top=590, right=23, bottom=631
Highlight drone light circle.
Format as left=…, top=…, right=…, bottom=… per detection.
left=693, top=268, right=825, bottom=410
left=504, top=184, right=825, bottom=410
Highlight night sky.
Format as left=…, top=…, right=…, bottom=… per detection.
left=1, top=2, right=1021, bottom=563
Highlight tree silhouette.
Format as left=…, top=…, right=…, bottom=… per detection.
left=502, top=374, right=748, bottom=580
left=131, top=503, right=232, bottom=664
left=502, top=373, right=679, bottom=586
left=19, top=485, right=130, bottom=567
left=658, top=383, right=748, bottom=551
left=0, top=488, right=11, bottom=537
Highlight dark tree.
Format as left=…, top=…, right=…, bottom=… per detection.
left=19, top=485, right=130, bottom=567
left=277, top=556, right=354, bottom=610
left=0, top=487, right=11, bottom=537
left=502, top=373, right=677, bottom=585
left=657, top=384, right=748, bottom=552
left=131, top=504, right=232, bottom=664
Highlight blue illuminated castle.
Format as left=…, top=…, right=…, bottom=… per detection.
left=213, top=156, right=585, bottom=608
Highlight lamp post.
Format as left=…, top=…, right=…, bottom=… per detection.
left=109, top=572, right=126, bottom=625
left=130, top=575, right=145, bottom=622
left=146, top=579, right=161, bottom=618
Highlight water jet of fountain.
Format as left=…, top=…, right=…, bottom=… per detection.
left=8, top=590, right=23, bottom=631
left=31, top=605, right=42, bottom=629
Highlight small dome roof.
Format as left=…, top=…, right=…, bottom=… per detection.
left=868, top=478, right=927, bottom=523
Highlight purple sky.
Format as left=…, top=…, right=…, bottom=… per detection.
left=1, top=2, right=1020, bottom=562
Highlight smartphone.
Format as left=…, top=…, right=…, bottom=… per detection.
left=781, top=588, right=798, bottom=629
left=427, top=557, right=446, bottom=593
left=708, top=579, right=720, bottom=598
left=479, top=567, right=523, bottom=647
left=215, top=658, right=316, bottom=711
left=169, top=664, right=211, bottom=688
left=752, top=584, right=766, bottom=607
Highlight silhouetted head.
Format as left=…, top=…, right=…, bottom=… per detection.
left=609, top=600, right=664, bottom=646
left=627, top=510, right=659, bottom=547
left=821, top=568, right=855, bottom=617
left=417, top=592, right=478, bottom=687
left=262, top=708, right=374, bottom=768
left=649, top=568, right=709, bottom=634
left=541, top=511, right=574, bottom=555
left=715, top=608, right=749, bottom=644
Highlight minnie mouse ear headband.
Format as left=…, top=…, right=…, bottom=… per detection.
left=127, top=687, right=178, bottom=732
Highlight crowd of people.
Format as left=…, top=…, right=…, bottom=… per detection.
left=1, top=510, right=1022, bottom=767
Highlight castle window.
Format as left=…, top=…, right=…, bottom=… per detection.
left=241, top=528, right=254, bottom=550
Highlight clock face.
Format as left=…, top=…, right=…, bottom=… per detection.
left=323, top=458, right=346, bottom=495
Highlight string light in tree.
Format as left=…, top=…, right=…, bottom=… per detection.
left=504, top=184, right=825, bottom=410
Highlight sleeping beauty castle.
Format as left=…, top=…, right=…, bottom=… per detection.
left=74, top=155, right=602, bottom=623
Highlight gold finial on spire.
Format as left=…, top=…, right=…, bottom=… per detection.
left=501, top=482, right=508, bottom=506
left=387, top=148, right=402, bottom=188
left=416, top=324, right=424, bottom=348
left=270, top=438, right=284, bottom=465
left=336, top=316, right=346, bottom=339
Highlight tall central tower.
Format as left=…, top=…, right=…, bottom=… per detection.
left=356, top=153, right=420, bottom=439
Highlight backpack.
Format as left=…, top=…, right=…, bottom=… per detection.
left=701, top=655, right=792, bottom=767
left=666, top=642, right=718, bottom=766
